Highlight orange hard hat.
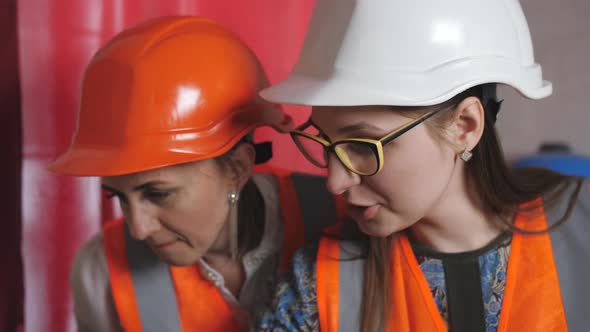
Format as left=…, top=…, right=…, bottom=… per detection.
left=49, top=16, right=292, bottom=176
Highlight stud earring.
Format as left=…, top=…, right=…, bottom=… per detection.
left=460, top=148, right=473, bottom=162
left=228, top=190, right=240, bottom=260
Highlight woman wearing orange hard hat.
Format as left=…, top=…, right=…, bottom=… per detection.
left=49, top=16, right=340, bottom=332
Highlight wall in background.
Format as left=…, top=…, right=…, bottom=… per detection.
left=498, top=0, right=590, bottom=160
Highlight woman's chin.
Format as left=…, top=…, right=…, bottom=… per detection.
left=356, top=220, right=397, bottom=237
left=160, top=255, right=199, bottom=267
left=153, top=246, right=201, bottom=266
left=354, top=211, right=413, bottom=238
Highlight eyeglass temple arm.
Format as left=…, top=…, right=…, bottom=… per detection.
left=380, top=110, right=440, bottom=145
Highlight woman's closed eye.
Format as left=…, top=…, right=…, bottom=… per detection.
left=144, top=190, right=173, bottom=202
left=343, top=142, right=374, bottom=156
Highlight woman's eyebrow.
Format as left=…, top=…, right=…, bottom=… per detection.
left=132, top=181, right=169, bottom=191
left=336, top=122, right=384, bottom=135
left=101, top=181, right=169, bottom=194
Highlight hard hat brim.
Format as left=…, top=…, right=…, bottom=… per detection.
left=47, top=145, right=222, bottom=177
left=261, top=59, right=553, bottom=107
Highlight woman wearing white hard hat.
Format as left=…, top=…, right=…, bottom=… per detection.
left=255, top=0, right=589, bottom=331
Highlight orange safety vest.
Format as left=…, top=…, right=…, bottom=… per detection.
left=103, top=168, right=343, bottom=332
left=317, top=179, right=590, bottom=332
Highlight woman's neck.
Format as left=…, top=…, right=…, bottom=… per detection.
left=409, top=170, right=508, bottom=253
left=202, top=217, right=245, bottom=297
left=203, top=252, right=246, bottom=297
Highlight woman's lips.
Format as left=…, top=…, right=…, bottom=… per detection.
left=153, top=240, right=178, bottom=249
left=347, top=204, right=380, bottom=221
left=363, top=205, right=379, bottom=220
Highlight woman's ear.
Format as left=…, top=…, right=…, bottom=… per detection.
left=228, top=143, right=256, bottom=189
left=447, top=96, right=485, bottom=153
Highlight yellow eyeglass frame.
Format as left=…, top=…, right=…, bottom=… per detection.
left=290, top=109, right=441, bottom=176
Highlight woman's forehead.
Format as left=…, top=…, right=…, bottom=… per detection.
left=100, top=161, right=211, bottom=188
left=101, top=168, right=169, bottom=188
left=310, top=105, right=412, bottom=131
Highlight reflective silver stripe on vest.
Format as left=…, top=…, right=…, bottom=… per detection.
left=337, top=240, right=365, bottom=332
left=546, top=178, right=590, bottom=332
left=290, top=172, right=338, bottom=244
left=124, top=226, right=183, bottom=332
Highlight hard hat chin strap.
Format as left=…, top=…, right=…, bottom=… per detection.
left=481, top=83, right=503, bottom=124
left=238, top=132, right=273, bottom=164
left=254, top=142, right=273, bottom=164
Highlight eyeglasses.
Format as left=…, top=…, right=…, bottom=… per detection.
left=290, top=109, right=440, bottom=176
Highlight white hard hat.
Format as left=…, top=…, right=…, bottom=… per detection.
left=261, top=0, right=552, bottom=106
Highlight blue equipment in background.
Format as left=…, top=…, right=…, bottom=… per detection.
left=513, top=143, right=590, bottom=177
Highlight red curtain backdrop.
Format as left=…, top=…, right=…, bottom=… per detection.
left=18, top=1, right=318, bottom=331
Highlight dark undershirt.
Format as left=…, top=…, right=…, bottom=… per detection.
left=411, top=232, right=512, bottom=332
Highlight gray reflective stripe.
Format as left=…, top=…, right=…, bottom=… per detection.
left=547, top=178, right=590, bottom=332
left=291, top=173, right=338, bottom=244
left=337, top=240, right=365, bottom=332
left=124, top=226, right=183, bottom=332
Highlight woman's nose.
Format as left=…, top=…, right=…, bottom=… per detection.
left=326, top=153, right=361, bottom=195
left=125, top=203, right=161, bottom=241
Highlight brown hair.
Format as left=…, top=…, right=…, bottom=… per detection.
left=359, top=85, right=582, bottom=332
left=215, top=143, right=266, bottom=259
